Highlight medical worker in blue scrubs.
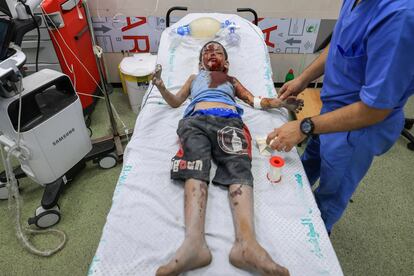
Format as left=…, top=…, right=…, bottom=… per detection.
left=267, top=0, right=414, bottom=233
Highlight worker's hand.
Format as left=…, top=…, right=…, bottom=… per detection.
left=280, top=96, right=304, bottom=113
left=278, top=76, right=308, bottom=101
left=266, top=120, right=307, bottom=152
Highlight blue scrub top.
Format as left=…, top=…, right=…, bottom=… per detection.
left=322, top=0, right=414, bottom=155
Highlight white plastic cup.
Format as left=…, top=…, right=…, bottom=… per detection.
left=267, top=156, right=285, bottom=183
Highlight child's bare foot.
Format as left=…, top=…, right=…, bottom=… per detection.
left=229, top=239, right=289, bottom=276
left=156, top=238, right=212, bottom=276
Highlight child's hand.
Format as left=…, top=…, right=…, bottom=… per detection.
left=280, top=96, right=304, bottom=113
left=151, top=74, right=165, bottom=90
left=266, top=98, right=283, bottom=108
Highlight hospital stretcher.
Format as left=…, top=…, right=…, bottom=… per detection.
left=88, top=13, right=344, bottom=276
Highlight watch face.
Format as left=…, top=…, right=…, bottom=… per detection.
left=302, top=121, right=312, bottom=133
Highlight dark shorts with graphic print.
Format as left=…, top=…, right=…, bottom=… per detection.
left=171, top=115, right=253, bottom=187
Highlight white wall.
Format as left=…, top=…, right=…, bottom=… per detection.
left=88, top=0, right=341, bottom=19
left=89, top=0, right=342, bottom=83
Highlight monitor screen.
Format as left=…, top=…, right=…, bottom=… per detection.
left=0, top=18, right=13, bottom=60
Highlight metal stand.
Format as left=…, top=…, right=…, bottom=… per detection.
left=82, top=0, right=128, bottom=160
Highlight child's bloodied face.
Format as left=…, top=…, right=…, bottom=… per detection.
left=201, top=43, right=228, bottom=72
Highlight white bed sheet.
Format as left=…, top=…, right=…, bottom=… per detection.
left=89, top=14, right=343, bottom=276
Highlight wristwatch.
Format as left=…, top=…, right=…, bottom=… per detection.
left=300, top=117, right=315, bottom=136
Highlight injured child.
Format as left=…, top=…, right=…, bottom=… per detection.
left=152, top=41, right=303, bottom=276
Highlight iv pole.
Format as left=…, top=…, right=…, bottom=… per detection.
left=82, top=0, right=126, bottom=159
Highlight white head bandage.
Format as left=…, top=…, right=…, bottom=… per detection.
left=253, top=97, right=262, bottom=109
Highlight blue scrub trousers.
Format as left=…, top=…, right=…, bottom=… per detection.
left=301, top=130, right=374, bottom=232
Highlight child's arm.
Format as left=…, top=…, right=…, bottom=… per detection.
left=232, top=77, right=304, bottom=113
left=152, top=74, right=195, bottom=108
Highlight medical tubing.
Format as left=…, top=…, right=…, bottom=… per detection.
left=16, top=82, right=23, bottom=148
left=1, top=146, right=13, bottom=209
left=1, top=146, right=66, bottom=256
left=150, top=0, right=160, bottom=16
left=75, top=92, right=129, bottom=140
left=40, top=6, right=103, bottom=93
left=110, top=102, right=129, bottom=142
left=32, top=15, right=41, bottom=72
left=29, top=12, right=41, bottom=72
left=71, top=64, right=75, bottom=91
left=77, top=92, right=105, bottom=100
left=19, top=0, right=41, bottom=71
left=76, top=93, right=129, bottom=141
left=141, top=83, right=155, bottom=109
left=40, top=12, right=75, bottom=78
left=2, top=76, right=66, bottom=256
left=41, top=6, right=130, bottom=139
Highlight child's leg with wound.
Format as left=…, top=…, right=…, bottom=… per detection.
left=156, top=179, right=212, bottom=276
left=228, top=184, right=290, bottom=276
